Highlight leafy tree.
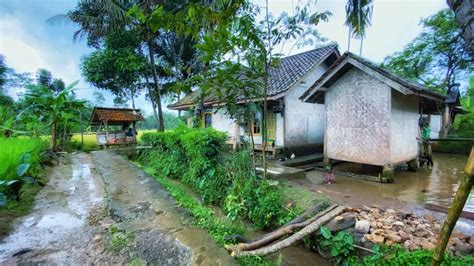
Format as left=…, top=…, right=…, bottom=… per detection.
left=382, top=9, right=473, bottom=93
left=92, top=90, right=106, bottom=106
left=35, top=68, right=52, bottom=88
left=55, top=0, right=206, bottom=132
left=81, top=30, right=147, bottom=109
left=0, top=54, right=32, bottom=92
left=344, top=0, right=373, bottom=55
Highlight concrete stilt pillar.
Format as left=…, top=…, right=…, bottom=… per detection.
left=323, top=156, right=332, bottom=170
left=382, top=164, right=394, bottom=183
left=407, top=158, right=419, bottom=172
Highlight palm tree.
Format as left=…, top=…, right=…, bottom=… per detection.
left=344, top=0, right=373, bottom=55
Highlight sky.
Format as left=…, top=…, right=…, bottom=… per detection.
left=0, top=0, right=449, bottom=116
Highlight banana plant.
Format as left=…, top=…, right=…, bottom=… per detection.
left=21, top=80, right=86, bottom=150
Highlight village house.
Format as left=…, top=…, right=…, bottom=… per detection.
left=299, top=52, right=446, bottom=181
left=168, top=44, right=340, bottom=157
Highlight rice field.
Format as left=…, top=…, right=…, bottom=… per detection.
left=0, top=137, right=46, bottom=181
left=71, top=130, right=158, bottom=151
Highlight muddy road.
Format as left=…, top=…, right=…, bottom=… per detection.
left=0, top=151, right=233, bottom=265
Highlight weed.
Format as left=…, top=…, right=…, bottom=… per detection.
left=318, top=226, right=354, bottom=264
left=346, top=244, right=474, bottom=265
left=107, top=226, right=134, bottom=252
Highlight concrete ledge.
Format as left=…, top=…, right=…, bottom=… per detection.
left=256, top=165, right=305, bottom=179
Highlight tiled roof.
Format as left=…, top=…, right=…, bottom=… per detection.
left=268, top=44, right=338, bottom=96
left=168, top=44, right=339, bottom=109
left=300, top=52, right=446, bottom=102
left=90, top=107, right=144, bottom=125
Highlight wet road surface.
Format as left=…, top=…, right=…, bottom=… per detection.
left=0, top=151, right=233, bottom=265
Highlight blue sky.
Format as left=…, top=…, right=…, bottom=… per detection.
left=0, top=0, right=448, bottom=115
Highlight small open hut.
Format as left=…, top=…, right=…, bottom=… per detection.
left=90, top=107, right=144, bottom=148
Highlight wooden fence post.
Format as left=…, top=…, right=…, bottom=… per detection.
left=432, top=147, right=474, bottom=265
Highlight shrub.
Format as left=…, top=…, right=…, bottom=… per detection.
left=139, top=128, right=297, bottom=229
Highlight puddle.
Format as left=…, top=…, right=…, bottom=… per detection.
left=305, top=153, right=474, bottom=235
left=0, top=154, right=104, bottom=263
left=37, top=213, right=83, bottom=229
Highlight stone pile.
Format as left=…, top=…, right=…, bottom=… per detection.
left=341, top=205, right=474, bottom=255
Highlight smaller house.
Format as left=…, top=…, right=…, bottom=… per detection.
left=300, top=52, right=445, bottom=181
left=168, top=45, right=340, bottom=157
left=90, top=107, right=144, bottom=148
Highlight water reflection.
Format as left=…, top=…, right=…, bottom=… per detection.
left=328, top=153, right=473, bottom=212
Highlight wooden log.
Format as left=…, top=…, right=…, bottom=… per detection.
left=232, top=205, right=345, bottom=257
left=225, top=205, right=338, bottom=252
left=432, top=147, right=474, bottom=266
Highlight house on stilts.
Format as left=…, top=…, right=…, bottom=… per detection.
left=300, top=52, right=446, bottom=182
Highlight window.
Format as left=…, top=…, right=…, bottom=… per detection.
left=202, top=112, right=212, bottom=128
left=253, top=111, right=261, bottom=135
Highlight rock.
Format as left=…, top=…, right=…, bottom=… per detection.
left=454, top=238, right=474, bottom=255
left=393, top=221, right=404, bottom=227
left=93, top=234, right=102, bottom=242
left=371, top=234, right=385, bottom=244
left=324, top=213, right=356, bottom=232
left=398, top=230, right=410, bottom=241
left=404, top=240, right=414, bottom=250
left=355, top=220, right=371, bottom=234
left=386, top=232, right=402, bottom=243
left=420, top=239, right=436, bottom=250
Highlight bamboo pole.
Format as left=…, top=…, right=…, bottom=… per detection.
left=432, top=147, right=474, bottom=265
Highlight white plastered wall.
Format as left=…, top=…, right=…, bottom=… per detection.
left=283, top=64, right=328, bottom=148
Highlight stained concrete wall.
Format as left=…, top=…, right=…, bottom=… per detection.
left=325, top=68, right=391, bottom=166
left=284, top=64, right=327, bottom=148
left=390, top=91, right=419, bottom=164
left=211, top=108, right=237, bottom=139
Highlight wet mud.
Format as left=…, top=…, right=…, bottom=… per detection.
left=299, top=153, right=474, bottom=236
left=0, top=151, right=234, bottom=265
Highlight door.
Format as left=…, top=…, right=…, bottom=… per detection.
left=265, top=111, right=276, bottom=145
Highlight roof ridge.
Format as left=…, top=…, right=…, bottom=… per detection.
left=280, top=43, right=337, bottom=61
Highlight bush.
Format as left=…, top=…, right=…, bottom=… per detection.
left=139, top=128, right=296, bottom=229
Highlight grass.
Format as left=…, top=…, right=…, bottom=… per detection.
left=0, top=137, right=45, bottom=181
left=280, top=180, right=330, bottom=210
left=71, top=129, right=158, bottom=151
left=0, top=137, right=47, bottom=238
left=135, top=163, right=276, bottom=265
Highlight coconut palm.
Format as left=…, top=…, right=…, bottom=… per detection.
left=344, top=0, right=373, bottom=55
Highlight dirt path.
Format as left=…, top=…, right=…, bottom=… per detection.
left=0, top=151, right=234, bottom=265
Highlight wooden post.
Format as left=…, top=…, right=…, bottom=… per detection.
left=432, top=147, right=474, bottom=266
left=440, top=104, right=450, bottom=139
left=105, top=120, right=109, bottom=149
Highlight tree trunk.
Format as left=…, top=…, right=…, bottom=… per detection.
left=51, top=121, right=57, bottom=151
left=147, top=40, right=165, bottom=132
left=130, top=87, right=136, bottom=110
left=360, top=37, right=364, bottom=56
left=262, top=0, right=271, bottom=179
left=432, top=147, right=474, bottom=265
left=440, top=103, right=450, bottom=138
left=232, top=205, right=345, bottom=257
left=226, top=205, right=338, bottom=253
left=447, top=0, right=474, bottom=52
left=144, top=75, right=160, bottom=130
